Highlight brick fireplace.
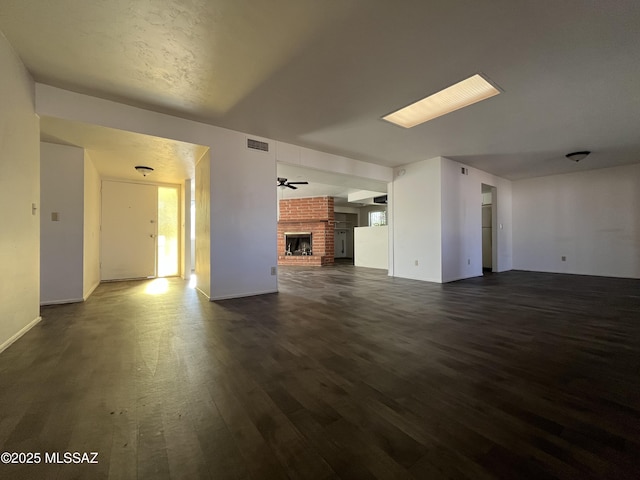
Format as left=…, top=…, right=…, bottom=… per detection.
left=278, top=197, right=335, bottom=266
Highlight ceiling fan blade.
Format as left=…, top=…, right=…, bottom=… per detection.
left=287, top=181, right=309, bottom=185
left=287, top=184, right=298, bottom=189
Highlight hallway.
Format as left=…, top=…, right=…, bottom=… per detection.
left=1, top=267, right=639, bottom=479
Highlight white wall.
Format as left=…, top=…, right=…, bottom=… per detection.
left=41, top=145, right=140, bottom=304
left=354, top=226, right=388, bottom=270
left=40, top=142, right=84, bottom=304
left=392, top=157, right=442, bottom=282
left=209, top=132, right=278, bottom=300
left=513, top=163, right=640, bottom=278
left=83, top=150, right=101, bottom=298
left=390, top=157, right=512, bottom=284
left=181, top=179, right=192, bottom=279
left=195, top=154, right=211, bottom=298
left=0, top=33, right=40, bottom=352
left=276, top=141, right=392, bottom=184
left=440, top=157, right=513, bottom=282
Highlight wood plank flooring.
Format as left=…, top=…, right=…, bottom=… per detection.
left=1, top=267, right=639, bottom=479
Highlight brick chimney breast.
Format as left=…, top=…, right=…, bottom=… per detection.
left=278, top=197, right=335, bottom=266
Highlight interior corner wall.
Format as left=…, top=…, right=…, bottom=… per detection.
left=83, top=150, right=101, bottom=299
left=513, top=163, right=640, bottom=278
left=440, top=157, right=513, bottom=282
left=40, top=142, right=84, bottom=304
left=392, top=157, right=442, bottom=282
left=195, top=153, right=211, bottom=299
left=0, top=33, right=40, bottom=352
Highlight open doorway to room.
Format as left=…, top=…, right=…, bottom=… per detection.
left=276, top=163, right=389, bottom=273
left=38, top=117, right=205, bottom=305
left=101, top=180, right=180, bottom=281
left=334, top=211, right=357, bottom=264
left=481, top=183, right=498, bottom=273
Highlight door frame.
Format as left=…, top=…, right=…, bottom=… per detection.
left=481, top=183, right=498, bottom=273
left=100, top=178, right=182, bottom=280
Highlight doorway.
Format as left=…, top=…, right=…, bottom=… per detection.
left=101, top=180, right=180, bottom=281
left=334, top=212, right=356, bottom=263
left=481, top=184, right=497, bottom=273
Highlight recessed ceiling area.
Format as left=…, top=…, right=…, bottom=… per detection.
left=40, top=117, right=209, bottom=184
left=2, top=1, right=639, bottom=180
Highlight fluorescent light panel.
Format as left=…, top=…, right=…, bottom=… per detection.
left=383, top=74, right=500, bottom=128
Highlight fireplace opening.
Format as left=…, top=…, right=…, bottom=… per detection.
left=284, top=232, right=312, bottom=256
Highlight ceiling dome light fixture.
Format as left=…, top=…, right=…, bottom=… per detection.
left=135, top=165, right=154, bottom=176
left=565, top=151, right=591, bottom=162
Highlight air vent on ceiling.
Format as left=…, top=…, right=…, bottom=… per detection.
left=373, top=195, right=388, bottom=204
left=247, top=138, right=269, bottom=152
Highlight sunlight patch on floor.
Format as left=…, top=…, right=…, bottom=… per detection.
left=145, top=278, right=169, bottom=295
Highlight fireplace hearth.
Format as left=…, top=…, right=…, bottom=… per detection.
left=284, top=232, right=312, bottom=256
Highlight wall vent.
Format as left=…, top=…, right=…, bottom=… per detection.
left=247, top=138, right=269, bottom=152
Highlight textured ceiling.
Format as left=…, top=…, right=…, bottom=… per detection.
left=2, top=0, right=640, bottom=182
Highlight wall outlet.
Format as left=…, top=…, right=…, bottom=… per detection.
left=414, top=260, right=419, bottom=266
left=271, top=266, right=277, bottom=275
left=51, top=212, right=59, bottom=221
left=561, top=256, right=566, bottom=262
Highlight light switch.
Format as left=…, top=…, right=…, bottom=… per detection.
left=51, top=212, right=59, bottom=222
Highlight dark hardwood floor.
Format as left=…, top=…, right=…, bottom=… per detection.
left=1, top=266, right=639, bottom=479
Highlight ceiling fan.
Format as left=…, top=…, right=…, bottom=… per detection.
left=277, top=177, right=308, bottom=190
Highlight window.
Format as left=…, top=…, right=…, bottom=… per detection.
left=157, top=186, right=179, bottom=277
left=369, top=210, right=387, bottom=226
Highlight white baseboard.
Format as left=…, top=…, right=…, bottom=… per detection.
left=83, top=280, right=100, bottom=301
left=443, top=273, right=483, bottom=283
left=40, top=297, right=84, bottom=306
left=211, top=289, right=278, bottom=301
left=196, top=287, right=211, bottom=300
left=0, top=316, right=42, bottom=354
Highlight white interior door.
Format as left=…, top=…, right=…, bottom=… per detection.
left=101, top=181, right=157, bottom=280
